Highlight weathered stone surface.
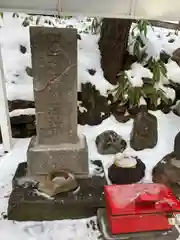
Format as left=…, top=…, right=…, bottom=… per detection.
left=108, top=157, right=145, bottom=185
left=96, top=131, right=127, bottom=155
left=130, top=111, right=158, bottom=151
left=111, top=103, right=131, bottom=123
left=158, top=101, right=172, bottom=114
left=78, top=83, right=110, bottom=126
left=37, top=170, right=79, bottom=197
left=144, top=97, right=173, bottom=114
left=173, top=102, right=180, bottom=117
left=113, top=113, right=131, bottom=123
left=0, top=114, right=36, bottom=143
left=97, top=208, right=179, bottom=240
left=26, top=27, right=89, bottom=178
left=8, top=163, right=106, bottom=221
left=8, top=100, right=34, bottom=111
left=27, top=136, right=89, bottom=178
left=174, top=131, right=180, bottom=159
left=160, top=51, right=171, bottom=64
left=166, top=82, right=180, bottom=103
left=11, top=115, right=36, bottom=138
left=30, top=27, right=78, bottom=145
left=172, top=48, right=180, bottom=66
left=11, top=115, right=35, bottom=125
left=110, top=102, right=126, bottom=115
left=26, top=66, right=33, bottom=77
left=152, top=152, right=180, bottom=197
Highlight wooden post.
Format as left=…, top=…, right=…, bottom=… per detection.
left=0, top=45, right=12, bottom=151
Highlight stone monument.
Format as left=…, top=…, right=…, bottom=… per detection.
left=8, top=27, right=105, bottom=221
left=27, top=27, right=89, bottom=178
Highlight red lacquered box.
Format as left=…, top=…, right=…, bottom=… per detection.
left=104, top=184, right=180, bottom=235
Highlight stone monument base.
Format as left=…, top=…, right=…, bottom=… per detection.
left=27, top=136, right=89, bottom=178
left=97, top=209, right=179, bottom=240
left=8, top=162, right=106, bottom=221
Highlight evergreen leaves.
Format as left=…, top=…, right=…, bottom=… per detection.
left=110, top=20, right=171, bottom=109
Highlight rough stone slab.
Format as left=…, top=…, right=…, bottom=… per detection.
left=8, top=163, right=106, bottom=221
left=97, top=209, right=179, bottom=240
left=27, top=136, right=89, bottom=177
left=30, top=27, right=78, bottom=145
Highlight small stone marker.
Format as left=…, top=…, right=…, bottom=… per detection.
left=27, top=27, right=89, bottom=178
left=130, top=111, right=158, bottom=151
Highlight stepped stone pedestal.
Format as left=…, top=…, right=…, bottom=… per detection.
left=7, top=27, right=106, bottom=221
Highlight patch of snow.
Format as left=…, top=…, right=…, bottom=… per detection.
left=142, top=28, right=163, bottom=60
left=166, top=60, right=180, bottom=84
left=129, top=23, right=180, bottom=58
left=139, top=97, right=147, bottom=105
left=6, top=83, right=34, bottom=101
left=161, top=86, right=176, bottom=101
left=126, top=63, right=152, bottom=87
left=9, top=108, right=35, bottom=117
left=114, top=153, right=137, bottom=168
left=155, top=82, right=176, bottom=101
left=79, top=106, right=87, bottom=113
left=0, top=13, right=32, bottom=86
left=78, top=34, right=114, bottom=96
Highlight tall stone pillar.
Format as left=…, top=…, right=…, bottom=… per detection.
left=27, top=27, right=89, bottom=178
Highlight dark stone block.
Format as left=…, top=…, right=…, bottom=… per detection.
left=98, top=19, right=132, bottom=85
left=174, top=132, right=180, bottom=159
left=95, top=130, right=127, bottom=155
left=11, top=115, right=36, bottom=139
left=78, top=83, right=110, bottom=126
left=130, top=111, right=158, bottom=151
left=8, top=162, right=106, bottom=221
left=8, top=100, right=34, bottom=111
left=160, top=52, right=171, bottom=64
left=0, top=114, right=36, bottom=143
left=97, top=209, right=179, bottom=240
left=172, top=48, right=180, bottom=67
left=152, top=152, right=180, bottom=197
left=11, top=115, right=35, bottom=125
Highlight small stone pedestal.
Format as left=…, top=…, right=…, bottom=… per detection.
left=8, top=27, right=106, bottom=221
left=8, top=163, right=105, bottom=221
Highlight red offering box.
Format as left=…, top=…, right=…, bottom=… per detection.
left=104, top=184, right=180, bottom=235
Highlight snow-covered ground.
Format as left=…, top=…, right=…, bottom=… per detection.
left=1, top=13, right=180, bottom=239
